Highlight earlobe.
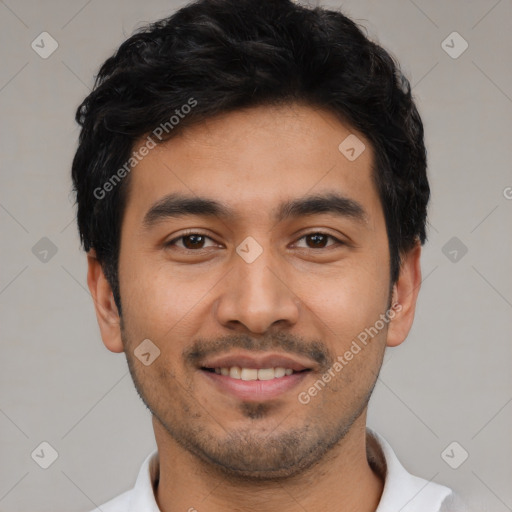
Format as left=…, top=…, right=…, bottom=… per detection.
left=86, top=250, right=124, bottom=353
left=386, top=243, right=422, bottom=348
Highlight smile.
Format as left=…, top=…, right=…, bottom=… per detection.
left=203, top=366, right=307, bottom=380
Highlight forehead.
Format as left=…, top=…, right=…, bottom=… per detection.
left=122, top=103, right=380, bottom=227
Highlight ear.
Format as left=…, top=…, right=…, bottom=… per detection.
left=86, top=249, right=124, bottom=353
left=386, top=242, right=422, bottom=348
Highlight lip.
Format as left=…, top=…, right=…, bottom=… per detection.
left=200, top=368, right=310, bottom=401
left=199, top=351, right=316, bottom=372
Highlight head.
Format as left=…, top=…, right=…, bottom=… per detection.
left=74, top=0, right=428, bottom=479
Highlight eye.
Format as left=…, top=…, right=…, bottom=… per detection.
left=165, top=232, right=218, bottom=250
left=294, top=232, right=344, bottom=249
left=164, top=231, right=345, bottom=252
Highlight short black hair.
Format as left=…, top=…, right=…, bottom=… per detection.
left=72, top=0, right=429, bottom=315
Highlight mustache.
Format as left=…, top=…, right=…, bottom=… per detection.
left=183, top=331, right=332, bottom=370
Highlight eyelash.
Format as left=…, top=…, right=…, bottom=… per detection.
left=165, top=231, right=345, bottom=251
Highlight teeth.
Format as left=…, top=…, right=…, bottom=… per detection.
left=229, top=367, right=241, bottom=379
left=274, top=367, right=286, bottom=378
left=241, top=368, right=258, bottom=381
left=215, top=366, right=297, bottom=380
left=257, top=368, right=275, bottom=381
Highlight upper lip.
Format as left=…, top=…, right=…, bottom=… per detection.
left=199, top=352, right=315, bottom=372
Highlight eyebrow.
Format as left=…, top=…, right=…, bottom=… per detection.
left=142, top=192, right=368, bottom=230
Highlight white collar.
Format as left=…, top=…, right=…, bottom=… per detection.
left=365, top=427, right=453, bottom=511
left=94, top=427, right=457, bottom=512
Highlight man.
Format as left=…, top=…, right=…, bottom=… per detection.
left=72, top=0, right=470, bottom=510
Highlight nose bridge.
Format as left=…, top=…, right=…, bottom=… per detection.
left=215, top=237, right=299, bottom=333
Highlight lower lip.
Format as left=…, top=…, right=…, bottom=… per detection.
left=200, top=370, right=310, bottom=401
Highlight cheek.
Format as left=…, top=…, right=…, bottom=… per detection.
left=307, top=273, right=389, bottom=406
left=119, top=257, right=216, bottom=344
left=301, top=258, right=390, bottom=342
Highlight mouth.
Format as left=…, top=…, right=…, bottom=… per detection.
left=202, top=366, right=309, bottom=380
left=198, top=352, right=314, bottom=401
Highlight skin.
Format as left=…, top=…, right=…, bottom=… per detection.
left=87, top=103, right=422, bottom=512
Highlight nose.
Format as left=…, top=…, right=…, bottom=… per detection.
left=214, top=244, right=300, bottom=334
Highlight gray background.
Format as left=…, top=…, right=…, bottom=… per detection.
left=0, top=0, right=511, bottom=511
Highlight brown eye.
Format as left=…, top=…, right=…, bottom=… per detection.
left=307, top=233, right=328, bottom=248
left=295, top=232, right=343, bottom=249
left=166, top=233, right=216, bottom=250
left=181, top=234, right=206, bottom=249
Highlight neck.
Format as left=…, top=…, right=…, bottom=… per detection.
left=153, top=413, right=384, bottom=512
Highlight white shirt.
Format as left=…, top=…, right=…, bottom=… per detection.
left=89, top=428, right=469, bottom=512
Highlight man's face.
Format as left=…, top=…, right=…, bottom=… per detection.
left=115, top=104, right=393, bottom=478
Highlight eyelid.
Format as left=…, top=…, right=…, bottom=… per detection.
left=293, top=231, right=345, bottom=249
left=165, top=229, right=346, bottom=250
left=165, top=229, right=220, bottom=249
